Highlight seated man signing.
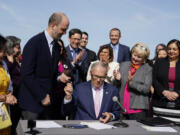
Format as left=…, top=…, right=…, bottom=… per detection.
left=62, top=61, right=120, bottom=123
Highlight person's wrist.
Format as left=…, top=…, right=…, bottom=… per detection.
left=65, top=95, right=72, bottom=100
left=4, top=95, right=7, bottom=102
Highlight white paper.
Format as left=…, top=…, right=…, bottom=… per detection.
left=80, top=121, right=116, bottom=130
left=142, top=125, right=177, bottom=132
left=36, top=121, right=62, bottom=128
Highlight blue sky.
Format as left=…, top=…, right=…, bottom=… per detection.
left=0, top=0, right=180, bottom=58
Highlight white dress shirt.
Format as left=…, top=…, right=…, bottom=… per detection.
left=44, top=30, right=53, bottom=55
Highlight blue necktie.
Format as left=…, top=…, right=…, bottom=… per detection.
left=71, top=49, right=78, bottom=60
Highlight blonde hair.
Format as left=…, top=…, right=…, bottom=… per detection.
left=131, top=42, right=150, bottom=62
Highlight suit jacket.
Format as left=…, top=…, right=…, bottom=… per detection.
left=86, top=48, right=97, bottom=66
left=65, top=45, right=89, bottom=85
left=153, top=58, right=180, bottom=108
left=119, top=61, right=152, bottom=109
left=19, top=32, right=60, bottom=113
left=62, top=81, right=120, bottom=120
left=107, top=43, right=130, bottom=63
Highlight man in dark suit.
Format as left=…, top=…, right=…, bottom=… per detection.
left=19, top=12, right=69, bottom=120
left=66, top=29, right=88, bottom=86
left=105, top=28, right=130, bottom=63
left=80, top=32, right=97, bottom=66
left=62, top=61, right=120, bottom=123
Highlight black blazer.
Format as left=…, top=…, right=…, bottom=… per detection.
left=19, top=32, right=60, bottom=113
left=153, top=58, right=180, bottom=108
left=86, top=48, right=97, bottom=66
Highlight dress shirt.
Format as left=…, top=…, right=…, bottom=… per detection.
left=44, top=30, right=53, bottom=55
left=92, top=85, right=103, bottom=107
left=68, top=45, right=82, bottom=66
left=110, top=43, right=119, bottom=62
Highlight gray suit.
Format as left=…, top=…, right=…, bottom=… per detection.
left=119, top=61, right=152, bottom=110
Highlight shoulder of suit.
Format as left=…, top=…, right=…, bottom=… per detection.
left=30, top=32, right=44, bottom=41
left=141, top=63, right=152, bottom=71
left=65, top=45, right=70, bottom=50
left=24, top=32, right=44, bottom=49
left=155, top=58, right=168, bottom=65
left=86, top=48, right=96, bottom=54
left=104, top=82, right=117, bottom=91
left=120, top=61, right=131, bottom=66
left=76, top=81, right=90, bottom=88
left=119, top=43, right=130, bottom=49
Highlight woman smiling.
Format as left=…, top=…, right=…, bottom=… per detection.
left=114, top=42, right=152, bottom=120
left=153, top=39, right=180, bottom=122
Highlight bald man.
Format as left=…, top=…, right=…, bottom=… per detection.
left=19, top=12, right=69, bottom=120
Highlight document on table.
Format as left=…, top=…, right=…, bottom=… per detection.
left=80, top=121, right=116, bottom=130
left=142, top=125, right=177, bottom=133
left=36, top=121, right=62, bottom=128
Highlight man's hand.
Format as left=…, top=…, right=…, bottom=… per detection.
left=64, top=83, right=73, bottom=100
left=41, top=94, right=50, bottom=106
left=73, top=49, right=85, bottom=64
left=5, top=93, right=17, bottom=105
left=99, top=112, right=112, bottom=123
left=58, top=73, right=71, bottom=83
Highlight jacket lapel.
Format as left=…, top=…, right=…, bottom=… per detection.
left=66, top=46, right=73, bottom=62
left=42, top=32, right=52, bottom=70
left=81, top=49, right=87, bottom=62
left=98, top=83, right=110, bottom=118
left=85, top=81, right=97, bottom=118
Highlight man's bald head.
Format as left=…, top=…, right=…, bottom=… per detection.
left=47, top=12, right=69, bottom=40
left=48, top=12, right=68, bottom=26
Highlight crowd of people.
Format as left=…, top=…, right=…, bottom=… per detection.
left=0, top=11, right=180, bottom=135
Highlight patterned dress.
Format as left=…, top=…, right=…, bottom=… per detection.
left=0, top=63, right=11, bottom=135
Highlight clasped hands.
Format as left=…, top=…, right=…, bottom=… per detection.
left=0, top=92, right=17, bottom=105
left=162, top=90, right=179, bottom=101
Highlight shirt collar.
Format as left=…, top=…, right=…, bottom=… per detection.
left=91, top=83, right=104, bottom=91
left=110, top=43, right=119, bottom=48
left=69, top=45, right=79, bottom=52
left=44, top=30, right=53, bottom=46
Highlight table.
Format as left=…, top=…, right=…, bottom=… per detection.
left=17, top=120, right=180, bottom=135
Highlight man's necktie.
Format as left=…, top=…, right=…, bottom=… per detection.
left=51, top=40, right=56, bottom=56
left=71, top=49, right=79, bottom=60
left=94, top=88, right=101, bottom=118
left=72, top=50, right=76, bottom=60
left=113, top=46, right=116, bottom=61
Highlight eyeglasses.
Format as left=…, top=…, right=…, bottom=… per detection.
left=91, top=74, right=106, bottom=80
left=71, top=38, right=81, bottom=41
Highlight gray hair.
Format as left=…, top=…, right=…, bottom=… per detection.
left=5, top=38, right=14, bottom=55
left=6, top=36, right=21, bottom=46
left=90, top=61, right=108, bottom=74
left=6, top=36, right=21, bottom=55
